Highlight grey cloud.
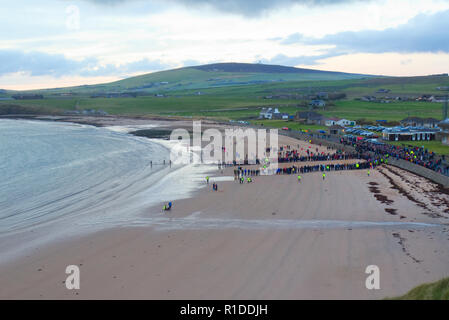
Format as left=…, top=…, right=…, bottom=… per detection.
left=280, top=33, right=304, bottom=45
left=281, top=9, right=449, bottom=54
left=0, top=49, right=170, bottom=77
left=77, top=0, right=128, bottom=5
left=79, top=0, right=366, bottom=15
left=0, top=50, right=85, bottom=77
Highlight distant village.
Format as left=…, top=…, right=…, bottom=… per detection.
left=258, top=87, right=449, bottom=147
left=259, top=105, right=449, bottom=146
left=358, top=88, right=449, bottom=104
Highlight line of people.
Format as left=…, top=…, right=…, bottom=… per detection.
left=233, top=167, right=260, bottom=178
left=274, top=161, right=374, bottom=175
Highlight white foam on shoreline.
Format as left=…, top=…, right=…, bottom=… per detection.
left=0, top=120, right=219, bottom=264
left=78, top=216, right=444, bottom=231
left=103, top=124, right=159, bottom=133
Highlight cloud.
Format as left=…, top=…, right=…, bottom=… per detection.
left=280, top=9, right=449, bottom=54
left=77, top=0, right=128, bottom=5
left=79, top=0, right=366, bottom=16
left=0, top=49, right=170, bottom=77
left=280, top=33, right=304, bottom=45
left=260, top=52, right=344, bottom=66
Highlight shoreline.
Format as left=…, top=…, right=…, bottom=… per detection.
left=0, top=113, right=228, bottom=129
left=0, top=119, right=220, bottom=266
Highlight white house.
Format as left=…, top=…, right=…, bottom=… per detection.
left=324, top=117, right=340, bottom=126
left=259, top=107, right=273, bottom=119
left=336, top=119, right=356, bottom=126
left=259, top=107, right=282, bottom=120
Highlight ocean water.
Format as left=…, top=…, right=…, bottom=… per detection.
left=0, top=119, right=214, bottom=262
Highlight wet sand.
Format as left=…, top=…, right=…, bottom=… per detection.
left=1, top=126, right=449, bottom=299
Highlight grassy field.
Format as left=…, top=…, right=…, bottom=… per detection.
left=385, top=140, right=449, bottom=155
left=2, top=96, right=444, bottom=123
left=389, top=277, right=449, bottom=300
left=321, top=100, right=444, bottom=122
left=250, top=119, right=327, bottom=132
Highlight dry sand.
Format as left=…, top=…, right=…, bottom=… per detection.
left=1, top=126, right=449, bottom=300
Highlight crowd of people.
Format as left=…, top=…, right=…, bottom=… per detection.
left=225, top=142, right=387, bottom=180
left=342, top=137, right=449, bottom=176
left=278, top=147, right=361, bottom=163
left=211, top=135, right=449, bottom=189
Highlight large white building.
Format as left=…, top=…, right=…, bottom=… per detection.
left=259, top=107, right=284, bottom=120
left=336, top=119, right=356, bottom=126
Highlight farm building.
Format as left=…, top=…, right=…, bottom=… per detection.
left=400, top=117, right=440, bottom=128
left=296, top=111, right=325, bottom=125
left=361, top=96, right=377, bottom=102
left=309, top=99, right=326, bottom=107
left=382, top=127, right=440, bottom=142
left=329, top=125, right=345, bottom=135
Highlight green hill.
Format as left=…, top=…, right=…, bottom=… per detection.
left=110, top=62, right=372, bottom=91
left=8, top=62, right=373, bottom=96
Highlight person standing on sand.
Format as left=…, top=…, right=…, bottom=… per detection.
left=322, top=173, right=326, bottom=180
left=367, top=170, right=370, bottom=176
left=298, top=175, right=301, bottom=183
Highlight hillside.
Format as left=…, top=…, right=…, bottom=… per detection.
left=1, top=63, right=374, bottom=96
left=108, top=62, right=372, bottom=92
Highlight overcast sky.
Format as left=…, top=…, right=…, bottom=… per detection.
left=1, top=0, right=449, bottom=90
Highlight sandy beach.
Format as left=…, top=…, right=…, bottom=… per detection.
left=1, top=120, right=449, bottom=300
